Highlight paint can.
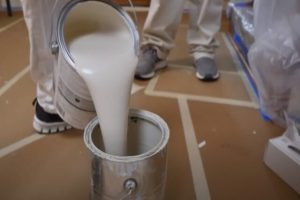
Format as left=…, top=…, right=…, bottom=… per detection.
left=51, top=0, right=139, bottom=129
left=84, top=109, right=170, bottom=200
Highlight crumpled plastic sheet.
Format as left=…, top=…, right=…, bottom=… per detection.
left=248, top=0, right=300, bottom=128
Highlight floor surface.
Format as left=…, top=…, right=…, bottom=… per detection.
left=0, top=9, right=299, bottom=200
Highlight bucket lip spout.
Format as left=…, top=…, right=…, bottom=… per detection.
left=83, top=108, right=170, bottom=162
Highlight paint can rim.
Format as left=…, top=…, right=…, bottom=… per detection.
left=56, top=0, right=140, bottom=68
left=83, top=108, right=170, bottom=162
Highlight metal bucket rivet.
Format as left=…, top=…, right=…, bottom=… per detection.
left=124, top=179, right=137, bottom=193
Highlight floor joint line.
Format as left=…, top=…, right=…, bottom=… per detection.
left=0, top=133, right=45, bottom=158
left=0, top=17, right=23, bottom=33
left=0, top=66, right=30, bottom=97
left=178, top=97, right=211, bottom=200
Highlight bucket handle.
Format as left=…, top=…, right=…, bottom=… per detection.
left=127, top=0, right=138, bottom=27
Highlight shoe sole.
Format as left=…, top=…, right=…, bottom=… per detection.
left=196, top=71, right=220, bottom=81
left=135, top=60, right=168, bottom=80
left=33, top=115, right=72, bottom=134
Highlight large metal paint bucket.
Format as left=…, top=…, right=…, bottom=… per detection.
left=51, top=0, right=139, bottom=129
left=84, top=109, right=170, bottom=200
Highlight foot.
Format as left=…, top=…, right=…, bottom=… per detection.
left=195, top=57, right=220, bottom=81
left=135, top=46, right=167, bottom=80
left=33, top=99, right=72, bottom=134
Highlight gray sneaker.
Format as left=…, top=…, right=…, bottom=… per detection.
left=135, top=46, right=167, bottom=80
left=195, top=57, right=220, bottom=81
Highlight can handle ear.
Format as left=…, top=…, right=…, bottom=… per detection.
left=49, top=1, right=66, bottom=55
left=49, top=0, right=74, bottom=55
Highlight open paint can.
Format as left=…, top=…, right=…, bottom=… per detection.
left=84, top=109, right=170, bottom=200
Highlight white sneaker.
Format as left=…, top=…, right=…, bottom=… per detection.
left=33, top=99, right=72, bottom=134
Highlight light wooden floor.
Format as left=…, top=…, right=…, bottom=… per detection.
left=0, top=8, right=299, bottom=200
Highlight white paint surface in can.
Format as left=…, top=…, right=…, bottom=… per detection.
left=64, top=1, right=138, bottom=156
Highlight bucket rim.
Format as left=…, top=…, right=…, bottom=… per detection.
left=56, top=0, right=140, bottom=67
left=83, top=108, right=170, bottom=162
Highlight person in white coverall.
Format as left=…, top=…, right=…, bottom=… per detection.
left=21, top=0, right=71, bottom=134
left=135, top=0, right=223, bottom=81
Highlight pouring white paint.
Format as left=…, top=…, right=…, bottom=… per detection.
left=64, top=2, right=137, bottom=156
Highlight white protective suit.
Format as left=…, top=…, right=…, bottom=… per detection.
left=142, top=0, right=223, bottom=60
left=21, top=0, right=70, bottom=114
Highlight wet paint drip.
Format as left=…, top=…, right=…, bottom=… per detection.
left=65, top=2, right=137, bottom=156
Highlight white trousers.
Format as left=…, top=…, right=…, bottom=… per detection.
left=21, top=0, right=69, bottom=114
left=142, top=0, right=223, bottom=60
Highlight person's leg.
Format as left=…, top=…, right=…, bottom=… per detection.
left=21, top=0, right=71, bottom=133
left=187, top=0, right=223, bottom=81
left=21, top=0, right=55, bottom=112
left=135, top=0, right=186, bottom=79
